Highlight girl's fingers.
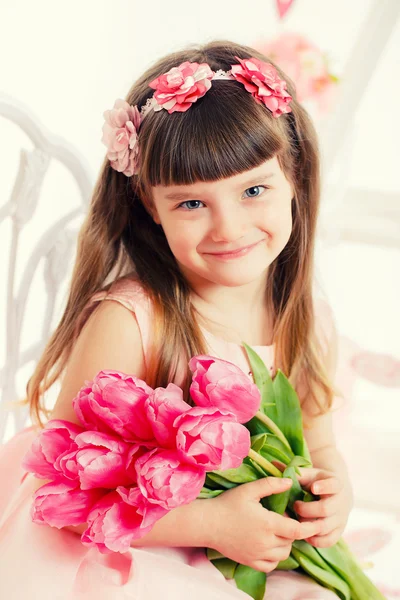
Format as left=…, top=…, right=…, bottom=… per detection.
left=297, top=467, right=329, bottom=488
left=294, top=495, right=337, bottom=519
left=298, top=515, right=340, bottom=537
left=305, top=526, right=343, bottom=548
left=311, top=477, right=343, bottom=496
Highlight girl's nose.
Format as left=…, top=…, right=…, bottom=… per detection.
left=210, top=207, right=249, bottom=243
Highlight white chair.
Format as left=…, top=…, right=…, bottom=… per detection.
left=0, top=91, right=94, bottom=443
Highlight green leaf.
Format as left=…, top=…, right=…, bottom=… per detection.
left=287, top=455, right=313, bottom=470
left=206, top=472, right=237, bottom=489
left=272, top=370, right=311, bottom=461
left=251, top=433, right=268, bottom=453
left=291, top=545, right=351, bottom=600
left=292, top=540, right=332, bottom=570
left=198, top=488, right=225, bottom=499
left=246, top=415, right=272, bottom=436
left=248, top=458, right=269, bottom=478
left=261, top=485, right=291, bottom=515
left=210, top=558, right=238, bottom=579
left=206, top=548, right=225, bottom=561
left=316, top=541, right=387, bottom=599
left=283, top=466, right=304, bottom=512
left=302, top=490, right=314, bottom=502
left=276, top=555, right=299, bottom=570
left=204, top=474, right=222, bottom=489
left=259, top=434, right=294, bottom=464
left=243, top=343, right=275, bottom=417
left=234, top=563, right=267, bottom=600
left=211, top=463, right=259, bottom=484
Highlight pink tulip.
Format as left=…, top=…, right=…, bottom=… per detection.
left=22, top=419, right=84, bottom=482
left=134, top=448, right=206, bottom=509
left=82, top=487, right=168, bottom=553
left=189, top=355, right=261, bottom=423
left=31, top=480, right=105, bottom=528
left=174, top=406, right=251, bottom=471
left=72, top=431, right=142, bottom=489
left=73, top=370, right=157, bottom=444
left=145, top=383, right=191, bottom=448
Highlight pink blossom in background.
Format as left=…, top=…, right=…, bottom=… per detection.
left=32, top=480, right=105, bottom=528
left=189, top=355, right=261, bottom=423
left=276, top=0, right=295, bottom=20
left=256, top=31, right=339, bottom=117
left=174, top=406, right=251, bottom=470
left=149, top=61, right=214, bottom=113
left=73, top=370, right=156, bottom=444
left=145, top=383, right=191, bottom=448
left=134, top=447, right=206, bottom=509
left=21, top=419, right=84, bottom=482
left=350, top=351, right=400, bottom=387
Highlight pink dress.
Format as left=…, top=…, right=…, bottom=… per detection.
left=0, top=276, right=337, bottom=599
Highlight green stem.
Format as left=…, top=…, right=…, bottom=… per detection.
left=255, top=410, right=292, bottom=452
left=248, top=449, right=283, bottom=477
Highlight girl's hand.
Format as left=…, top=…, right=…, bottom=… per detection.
left=208, top=476, right=322, bottom=573
left=294, top=467, right=354, bottom=548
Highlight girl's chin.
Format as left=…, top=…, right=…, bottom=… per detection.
left=202, top=268, right=269, bottom=288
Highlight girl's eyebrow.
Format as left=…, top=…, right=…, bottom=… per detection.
left=164, top=172, right=275, bottom=201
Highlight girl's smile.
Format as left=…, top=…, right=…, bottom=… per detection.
left=202, top=238, right=267, bottom=261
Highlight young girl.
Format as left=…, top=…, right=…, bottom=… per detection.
left=0, top=39, right=353, bottom=599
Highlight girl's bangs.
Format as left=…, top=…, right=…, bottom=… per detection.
left=139, top=82, right=288, bottom=189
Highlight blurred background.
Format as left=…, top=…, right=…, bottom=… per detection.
left=1, top=0, right=399, bottom=591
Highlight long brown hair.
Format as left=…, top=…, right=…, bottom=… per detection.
left=23, top=39, right=341, bottom=428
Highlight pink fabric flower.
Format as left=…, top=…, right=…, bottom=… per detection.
left=148, top=61, right=214, bottom=113
left=230, top=55, right=292, bottom=118
left=31, top=480, right=105, bottom=528
left=82, top=487, right=168, bottom=554
left=21, top=419, right=84, bottom=482
left=72, top=431, right=141, bottom=490
left=174, top=406, right=251, bottom=471
left=134, top=447, right=206, bottom=510
left=101, top=99, right=141, bottom=176
left=145, top=383, right=191, bottom=448
left=189, top=355, right=261, bottom=423
left=73, top=370, right=157, bottom=444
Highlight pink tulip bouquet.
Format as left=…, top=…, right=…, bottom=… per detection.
left=22, top=344, right=385, bottom=600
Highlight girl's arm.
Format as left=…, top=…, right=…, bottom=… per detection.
left=65, top=500, right=214, bottom=548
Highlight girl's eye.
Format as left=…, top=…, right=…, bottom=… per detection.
left=177, top=185, right=268, bottom=210
left=178, top=200, right=205, bottom=211
left=244, top=185, right=267, bottom=198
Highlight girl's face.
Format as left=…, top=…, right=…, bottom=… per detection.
left=150, top=156, right=294, bottom=289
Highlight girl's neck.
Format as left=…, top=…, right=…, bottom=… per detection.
left=190, top=277, right=274, bottom=346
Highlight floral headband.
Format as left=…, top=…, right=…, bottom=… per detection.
left=101, top=56, right=293, bottom=177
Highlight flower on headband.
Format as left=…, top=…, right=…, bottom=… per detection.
left=148, top=61, right=214, bottom=114
left=230, top=56, right=292, bottom=118
left=101, top=99, right=141, bottom=176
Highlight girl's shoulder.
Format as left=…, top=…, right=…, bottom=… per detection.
left=73, top=273, right=152, bottom=355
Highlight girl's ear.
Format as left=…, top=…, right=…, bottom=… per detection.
left=140, top=190, right=161, bottom=224
left=152, top=210, right=161, bottom=225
